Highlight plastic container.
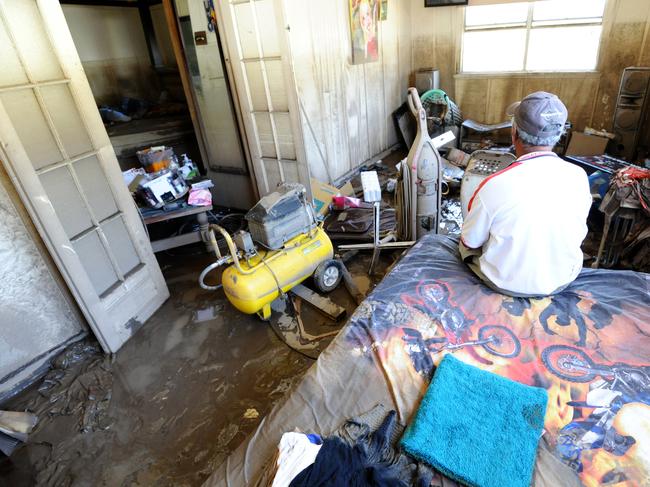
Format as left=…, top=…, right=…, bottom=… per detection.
left=137, top=146, right=175, bottom=173
left=138, top=169, right=188, bottom=208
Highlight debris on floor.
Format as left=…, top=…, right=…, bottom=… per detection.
left=243, top=408, right=259, bottom=420
left=0, top=252, right=315, bottom=486
left=310, top=178, right=355, bottom=216
left=324, top=205, right=397, bottom=241
left=439, top=198, right=463, bottom=236
left=0, top=411, right=38, bottom=456
left=268, top=251, right=392, bottom=359
left=0, top=148, right=457, bottom=485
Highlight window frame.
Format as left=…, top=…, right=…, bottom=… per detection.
left=460, top=1, right=606, bottom=74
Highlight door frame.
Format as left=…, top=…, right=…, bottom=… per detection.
left=214, top=0, right=312, bottom=198
left=162, top=0, right=260, bottom=200
left=0, top=0, right=169, bottom=353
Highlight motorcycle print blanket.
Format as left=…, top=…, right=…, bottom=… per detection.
left=205, top=235, right=650, bottom=487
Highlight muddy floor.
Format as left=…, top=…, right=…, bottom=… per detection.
left=0, top=242, right=394, bottom=487
left=1, top=149, right=458, bottom=486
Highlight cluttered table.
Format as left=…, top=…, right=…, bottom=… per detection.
left=141, top=203, right=212, bottom=225
left=122, top=145, right=215, bottom=253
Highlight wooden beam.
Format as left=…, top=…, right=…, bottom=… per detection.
left=150, top=231, right=201, bottom=252
left=60, top=0, right=138, bottom=7
left=290, top=284, right=346, bottom=322
left=138, top=0, right=164, bottom=68
left=161, top=0, right=210, bottom=173
left=60, top=0, right=161, bottom=6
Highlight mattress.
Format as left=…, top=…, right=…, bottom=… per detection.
left=205, top=234, right=650, bottom=487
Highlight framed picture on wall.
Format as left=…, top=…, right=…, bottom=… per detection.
left=424, top=0, right=468, bottom=6
left=349, top=0, right=379, bottom=64
left=380, top=0, right=387, bottom=21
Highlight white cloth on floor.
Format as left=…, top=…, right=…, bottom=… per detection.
left=271, top=432, right=322, bottom=487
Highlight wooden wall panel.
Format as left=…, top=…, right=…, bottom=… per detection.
left=559, top=77, right=600, bottom=131
left=521, top=77, right=563, bottom=97
left=365, top=61, right=385, bottom=157
left=411, top=6, right=435, bottom=74
left=639, top=17, right=650, bottom=66
left=381, top=7, right=401, bottom=149
left=411, top=5, right=458, bottom=96
left=454, top=74, right=600, bottom=128
left=484, top=77, right=523, bottom=124
left=454, top=77, right=488, bottom=122
left=591, top=0, right=650, bottom=130
left=397, top=0, right=413, bottom=108
left=286, top=0, right=411, bottom=183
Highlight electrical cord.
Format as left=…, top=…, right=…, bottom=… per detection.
left=208, top=211, right=246, bottom=232
left=262, top=259, right=284, bottom=298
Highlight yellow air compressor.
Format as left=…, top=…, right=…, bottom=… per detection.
left=199, top=184, right=342, bottom=320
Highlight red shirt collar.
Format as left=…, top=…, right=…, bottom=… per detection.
left=515, top=151, right=558, bottom=163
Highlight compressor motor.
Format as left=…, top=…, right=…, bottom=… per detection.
left=200, top=183, right=342, bottom=320
left=243, top=183, right=317, bottom=250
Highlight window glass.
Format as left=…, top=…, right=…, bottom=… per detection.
left=526, top=25, right=602, bottom=71
left=462, top=0, right=604, bottom=73
left=533, top=0, right=606, bottom=22
left=462, top=29, right=527, bottom=72
left=465, top=3, right=529, bottom=28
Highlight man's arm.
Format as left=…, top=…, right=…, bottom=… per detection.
left=461, top=194, right=492, bottom=250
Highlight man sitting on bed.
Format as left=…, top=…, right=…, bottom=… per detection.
left=459, top=91, right=592, bottom=298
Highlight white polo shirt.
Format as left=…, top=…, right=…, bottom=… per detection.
left=461, top=151, right=592, bottom=295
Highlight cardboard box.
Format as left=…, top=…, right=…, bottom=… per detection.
left=565, top=132, right=609, bottom=156
left=311, top=178, right=354, bottom=216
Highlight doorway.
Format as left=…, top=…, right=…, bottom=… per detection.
left=173, top=0, right=256, bottom=209
left=60, top=0, right=255, bottom=210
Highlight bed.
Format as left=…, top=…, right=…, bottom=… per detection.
left=205, top=234, right=650, bottom=487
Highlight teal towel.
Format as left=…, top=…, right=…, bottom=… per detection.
left=401, top=355, right=547, bottom=487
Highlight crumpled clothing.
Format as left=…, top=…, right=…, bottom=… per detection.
left=269, top=432, right=322, bottom=487
left=188, top=188, right=212, bottom=206
left=289, top=406, right=433, bottom=487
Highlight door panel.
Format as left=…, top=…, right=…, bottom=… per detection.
left=215, top=0, right=310, bottom=197
left=0, top=0, right=169, bottom=353
left=173, top=0, right=254, bottom=209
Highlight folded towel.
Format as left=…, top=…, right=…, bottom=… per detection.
left=401, top=354, right=547, bottom=487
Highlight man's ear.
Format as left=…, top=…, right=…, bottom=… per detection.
left=511, top=127, right=517, bottom=146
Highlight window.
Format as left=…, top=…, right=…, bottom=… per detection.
left=461, top=0, right=606, bottom=73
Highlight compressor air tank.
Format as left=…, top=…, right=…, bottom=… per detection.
left=221, top=227, right=334, bottom=320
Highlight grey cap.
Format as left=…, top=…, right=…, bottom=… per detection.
left=506, top=91, right=567, bottom=138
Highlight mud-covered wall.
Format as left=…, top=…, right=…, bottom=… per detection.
left=62, top=5, right=163, bottom=105
left=286, top=0, right=413, bottom=182
left=409, top=0, right=650, bottom=131
left=0, top=164, right=85, bottom=402
left=591, top=0, right=650, bottom=130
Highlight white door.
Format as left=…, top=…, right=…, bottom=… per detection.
left=173, top=0, right=255, bottom=209
left=0, top=0, right=169, bottom=353
left=215, top=0, right=311, bottom=197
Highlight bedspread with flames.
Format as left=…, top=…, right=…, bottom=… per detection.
left=207, top=233, right=650, bottom=487
left=343, top=235, right=650, bottom=487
